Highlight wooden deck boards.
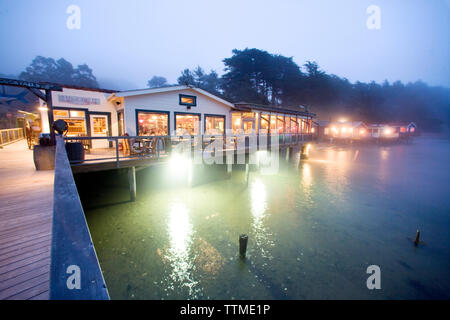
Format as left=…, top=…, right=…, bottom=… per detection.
left=0, top=140, right=53, bottom=300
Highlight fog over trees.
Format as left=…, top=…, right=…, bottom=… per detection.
left=174, top=49, right=450, bottom=132
left=11, top=50, right=450, bottom=132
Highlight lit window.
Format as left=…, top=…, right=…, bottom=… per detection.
left=205, top=115, right=225, bottom=134
left=260, top=114, right=270, bottom=134
left=53, top=110, right=69, bottom=117
left=175, top=114, right=200, bottom=135
left=232, top=113, right=242, bottom=133
left=179, top=94, right=196, bottom=107
left=291, top=117, right=298, bottom=134
left=92, top=117, right=107, bottom=134
left=70, top=110, right=85, bottom=118
left=277, top=115, right=284, bottom=133
left=137, top=111, right=168, bottom=136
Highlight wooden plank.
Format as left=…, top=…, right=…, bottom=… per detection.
left=0, top=140, right=53, bottom=300
left=28, top=290, right=49, bottom=300
left=0, top=238, right=52, bottom=263
left=0, top=245, right=50, bottom=268
left=0, top=273, right=49, bottom=300
left=0, top=250, right=50, bottom=275
left=0, top=257, right=50, bottom=281
left=0, top=220, right=51, bottom=239
left=0, top=234, right=51, bottom=256
left=0, top=264, right=49, bottom=292
left=0, top=230, right=51, bottom=249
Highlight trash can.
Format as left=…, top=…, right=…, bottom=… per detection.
left=65, top=142, right=85, bottom=163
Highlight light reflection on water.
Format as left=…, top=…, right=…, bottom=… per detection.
left=164, top=200, right=200, bottom=296
left=250, top=179, right=274, bottom=259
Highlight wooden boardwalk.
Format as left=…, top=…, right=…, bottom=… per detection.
left=0, top=140, right=54, bottom=300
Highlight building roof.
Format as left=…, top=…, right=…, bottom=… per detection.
left=39, top=82, right=117, bottom=93
left=112, top=85, right=235, bottom=108
left=233, top=102, right=315, bottom=117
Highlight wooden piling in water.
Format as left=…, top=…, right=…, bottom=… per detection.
left=414, top=230, right=420, bottom=246
left=300, top=145, right=308, bottom=160
left=128, top=166, right=136, bottom=202
left=245, top=163, right=250, bottom=186
left=239, top=234, right=248, bottom=258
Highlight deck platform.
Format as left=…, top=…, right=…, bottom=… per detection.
left=0, top=140, right=54, bottom=300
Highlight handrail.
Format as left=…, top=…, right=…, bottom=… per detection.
left=50, top=135, right=109, bottom=300
left=0, top=127, right=24, bottom=146
left=63, top=133, right=314, bottom=167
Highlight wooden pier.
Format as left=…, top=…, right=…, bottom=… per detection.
left=0, top=140, right=54, bottom=300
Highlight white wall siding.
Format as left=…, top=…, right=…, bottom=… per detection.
left=123, top=89, right=233, bottom=136
left=51, top=88, right=119, bottom=136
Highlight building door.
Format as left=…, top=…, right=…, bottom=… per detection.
left=90, top=114, right=109, bottom=148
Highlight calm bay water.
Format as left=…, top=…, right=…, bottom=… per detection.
left=76, top=137, right=450, bottom=299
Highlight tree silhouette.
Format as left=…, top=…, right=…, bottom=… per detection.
left=19, top=56, right=99, bottom=88
left=147, top=76, right=168, bottom=88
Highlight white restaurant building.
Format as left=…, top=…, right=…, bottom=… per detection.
left=39, top=84, right=315, bottom=141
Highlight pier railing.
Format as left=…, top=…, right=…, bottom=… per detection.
left=0, top=128, right=24, bottom=146
left=50, top=135, right=109, bottom=299
left=64, top=133, right=313, bottom=166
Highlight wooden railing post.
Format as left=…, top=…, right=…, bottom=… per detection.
left=115, top=137, right=120, bottom=168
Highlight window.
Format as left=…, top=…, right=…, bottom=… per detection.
left=92, top=117, right=107, bottom=134
left=270, top=114, right=277, bottom=132
left=277, top=115, right=284, bottom=134
left=260, top=114, right=270, bottom=134
left=137, top=111, right=168, bottom=136
left=232, top=113, right=242, bottom=133
left=53, top=109, right=87, bottom=136
left=285, top=116, right=291, bottom=133
left=291, top=117, right=298, bottom=133
left=54, top=110, right=69, bottom=117
left=179, top=94, right=196, bottom=107
left=205, top=115, right=225, bottom=134
left=175, top=113, right=200, bottom=135
left=70, top=110, right=85, bottom=118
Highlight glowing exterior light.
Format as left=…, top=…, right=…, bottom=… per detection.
left=339, top=118, right=346, bottom=123
left=341, top=127, right=347, bottom=133
left=359, top=129, right=365, bottom=135
left=332, top=127, right=338, bottom=133
left=235, top=118, right=241, bottom=125
left=139, top=119, right=144, bottom=124
left=38, top=107, right=48, bottom=111
left=384, top=128, right=392, bottom=135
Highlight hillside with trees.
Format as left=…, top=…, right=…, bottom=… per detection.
left=174, top=48, right=450, bottom=133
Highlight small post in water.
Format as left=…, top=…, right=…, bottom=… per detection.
left=239, top=234, right=248, bottom=259
left=414, top=230, right=420, bottom=246
left=128, top=166, right=136, bottom=202
left=245, top=163, right=250, bottom=186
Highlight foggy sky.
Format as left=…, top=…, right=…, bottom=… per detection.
left=0, top=0, right=449, bottom=90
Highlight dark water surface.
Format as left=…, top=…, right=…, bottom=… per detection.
left=75, top=137, right=450, bottom=299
